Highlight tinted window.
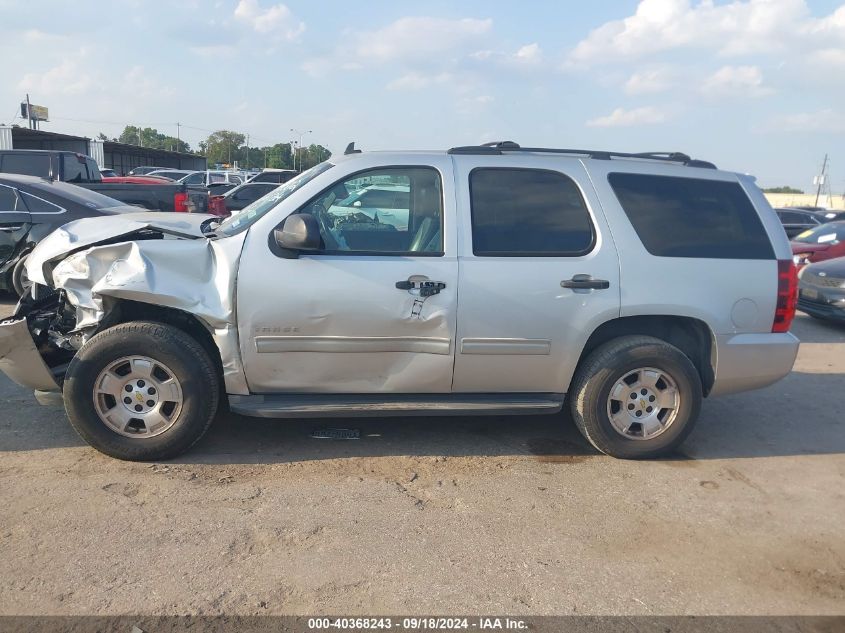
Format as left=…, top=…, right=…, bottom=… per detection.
left=20, top=192, right=63, bottom=213
left=62, top=155, right=89, bottom=183
left=1, top=153, right=50, bottom=177
left=85, top=159, right=101, bottom=180
left=0, top=185, right=18, bottom=211
left=300, top=167, right=442, bottom=254
left=469, top=168, right=594, bottom=256
left=778, top=210, right=809, bottom=223
left=608, top=173, right=774, bottom=259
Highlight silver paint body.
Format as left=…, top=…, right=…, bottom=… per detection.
left=4, top=150, right=798, bottom=403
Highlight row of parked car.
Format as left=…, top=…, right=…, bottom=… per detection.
left=114, top=165, right=299, bottom=216
left=773, top=206, right=845, bottom=323
left=0, top=149, right=298, bottom=297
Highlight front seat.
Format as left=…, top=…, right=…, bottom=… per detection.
left=408, top=178, right=441, bottom=252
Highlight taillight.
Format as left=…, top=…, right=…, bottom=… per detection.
left=772, top=259, right=798, bottom=333
left=174, top=191, right=188, bottom=212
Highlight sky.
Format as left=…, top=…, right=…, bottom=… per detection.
left=1, top=0, right=843, bottom=190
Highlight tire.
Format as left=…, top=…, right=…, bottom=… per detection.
left=63, top=321, right=219, bottom=461
left=569, top=335, right=702, bottom=459
left=11, top=254, right=32, bottom=298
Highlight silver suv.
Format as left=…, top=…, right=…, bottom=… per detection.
left=0, top=142, right=799, bottom=461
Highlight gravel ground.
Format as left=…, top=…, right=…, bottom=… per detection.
left=0, top=294, right=843, bottom=616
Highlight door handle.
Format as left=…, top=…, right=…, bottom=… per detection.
left=396, top=278, right=447, bottom=297
left=0, top=225, right=23, bottom=232
left=561, top=274, right=610, bottom=290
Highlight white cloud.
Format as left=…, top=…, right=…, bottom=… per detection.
left=569, top=0, right=815, bottom=64
left=764, top=109, right=845, bottom=133
left=624, top=66, right=675, bottom=95
left=700, top=65, right=772, bottom=97
left=18, top=56, right=94, bottom=96
left=587, top=106, right=666, bottom=127
left=233, top=0, right=304, bottom=39
left=513, top=43, right=542, bottom=64
left=351, top=16, right=492, bottom=63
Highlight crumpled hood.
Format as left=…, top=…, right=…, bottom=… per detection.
left=23, top=210, right=251, bottom=395
left=27, top=212, right=212, bottom=285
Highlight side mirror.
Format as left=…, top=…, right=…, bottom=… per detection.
left=273, top=213, right=321, bottom=258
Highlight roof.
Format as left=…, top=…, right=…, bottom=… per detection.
left=336, top=141, right=717, bottom=170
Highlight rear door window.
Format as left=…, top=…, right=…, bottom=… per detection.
left=0, top=185, right=19, bottom=211
left=608, top=173, right=774, bottom=259
left=469, top=168, right=594, bottom=256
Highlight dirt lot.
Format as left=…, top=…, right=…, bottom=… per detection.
left=0, top=293, right=843, bottom=616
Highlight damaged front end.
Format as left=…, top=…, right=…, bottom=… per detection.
left=0, top=212, right=250, bottom=403
left=0, top=290, right=77, bottom=400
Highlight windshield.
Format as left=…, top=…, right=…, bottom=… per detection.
left=216, top=162, right=334, bottom=235
left=793, top=222, right=845, bottom=245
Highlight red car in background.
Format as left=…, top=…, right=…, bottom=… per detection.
left=791, top=221, right=845, bottom=266
left=101, top=175, right=175, bottom=184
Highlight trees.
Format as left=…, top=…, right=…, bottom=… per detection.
left=763, top=186, right=804, bottom=194
left=203, top=130, right=246, bottom=166
left=117, top=126, right=191, bottom=153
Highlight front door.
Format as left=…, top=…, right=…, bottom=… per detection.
left=451, top=157, right=621, bottom=394
left=0, top=185, right=31, bottom=269
left=236, top=160, right=458, bottom=393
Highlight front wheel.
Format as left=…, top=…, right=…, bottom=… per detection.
left=63, top=321, right=220, bottom=461
left=11, top=254, right=32, bottom=298
left=569, top=336, right=702, bottom=459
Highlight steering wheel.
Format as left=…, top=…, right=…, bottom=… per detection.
left=312, top=204, right=339, bottom=250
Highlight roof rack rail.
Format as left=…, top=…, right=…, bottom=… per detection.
left=447, top=141, right=716, bottom=169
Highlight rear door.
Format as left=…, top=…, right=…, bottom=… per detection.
left=451, top=156, right=621, bottom=393
left=0, top=185, right=31, bottom=268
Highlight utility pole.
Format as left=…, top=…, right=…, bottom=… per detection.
left=245, top=134, right=250, bottom=170
left=25, top=94, right=32, bottom=130
left=814, top=154, right=829, bottom=207
left=290, top=128, right=312, bottom=172
left=176, top=122, right=181, bottom=151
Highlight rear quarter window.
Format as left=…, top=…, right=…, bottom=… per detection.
left=608, top=173, right=774, bottom=259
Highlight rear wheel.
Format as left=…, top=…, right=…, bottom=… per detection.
left=63, top=321, right=219, bottom=461
left=569, top=336, right=702, bottom=459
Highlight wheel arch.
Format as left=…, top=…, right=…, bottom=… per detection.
left=576, top=315, right=716, bottom=396
left=99, top=299, right=226, bottom=395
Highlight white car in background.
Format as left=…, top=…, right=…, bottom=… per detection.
left=329, top=184, right=411, bottom=230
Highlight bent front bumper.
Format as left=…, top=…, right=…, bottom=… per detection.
left=710, top=332, right=800, bottom=396
left=0, top=318, right=60, bottom=392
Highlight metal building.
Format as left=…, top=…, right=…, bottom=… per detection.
left=0, top=126, right=206, bottom=175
